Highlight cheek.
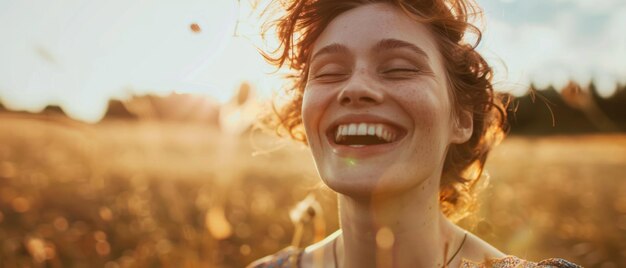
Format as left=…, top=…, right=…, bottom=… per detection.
left=301, top=87, right=333, bottom=136
left=301, top=90, right=317, bottom=129
left=395, top=84, right=450, bottom=131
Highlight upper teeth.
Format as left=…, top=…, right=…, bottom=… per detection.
left=335, top=123, right=398, bottom=143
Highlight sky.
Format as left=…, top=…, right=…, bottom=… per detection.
left=0, top=0, right=624, bottom=122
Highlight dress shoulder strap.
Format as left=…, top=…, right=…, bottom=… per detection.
left=246, top=246, right=304, bottom=268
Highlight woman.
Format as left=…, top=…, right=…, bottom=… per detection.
left=249, top=0, right=581, bottom=267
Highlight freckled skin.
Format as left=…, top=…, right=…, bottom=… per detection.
left=286, top=4, right=507, bottom=268
left=302, top=3, right=465, bottom=199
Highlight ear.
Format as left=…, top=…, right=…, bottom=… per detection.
left=450, top=107, right=473, bottom=144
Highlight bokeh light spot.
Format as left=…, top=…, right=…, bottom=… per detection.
left=94, top=230, right=107, bottom=242
left=53, top=217, right=68, bottom=231
left=12, top=197, right=30, bottom=213
left=99, top=206, right=113, bottom=221
left=240, top=244, right=251, bottom=256
left=96, top=240, right=111, bottom=256
left=206, top=206, right=233, bottom=240
left=25, top=237, right=46, bottom=263
left=376, top=227, right=395, bottom=249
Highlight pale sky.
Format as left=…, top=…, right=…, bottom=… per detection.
left=0, top=0, right=624, bottom=122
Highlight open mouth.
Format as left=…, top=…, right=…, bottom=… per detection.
left=331, top=123, right=403, bottom=147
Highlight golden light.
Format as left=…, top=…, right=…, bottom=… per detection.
left=12, top=196, right=30, bottom=213
left=53, top=217, right=69, bottom=231
left=206, top=206, right=233, bottom=240
left=375, top=227, right=395, bottom=249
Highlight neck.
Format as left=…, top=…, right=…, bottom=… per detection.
left=336, top=176, right=461, bottom=268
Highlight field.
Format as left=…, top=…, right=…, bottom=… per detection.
left=0, top=115, right=625, bottom=268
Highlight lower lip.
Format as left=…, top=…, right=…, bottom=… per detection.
left=326, top=134, right=405, bottom=158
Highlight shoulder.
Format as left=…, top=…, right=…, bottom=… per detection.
left=460, top=231, right=507, bottom=260
left=248, top=230, right=341, bottom=268
left=460, top=255, right=582, bottom=268
left=246, top=246, right=303, bottom=268
left=298, top=230, right=341, bottom=267
left=458, top=232, right=581, bottom=267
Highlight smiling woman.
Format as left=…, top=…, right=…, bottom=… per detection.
left=249, top=0, right=581, bottom=267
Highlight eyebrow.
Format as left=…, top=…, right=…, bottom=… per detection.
left=310, top=43, right=351, bottom=62
left=373, top=38, right=429, bottom=59
left=310, top=38, right=429, bottom=62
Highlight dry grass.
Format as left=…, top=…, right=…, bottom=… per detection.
left=0, top=116, right=624, bottom=267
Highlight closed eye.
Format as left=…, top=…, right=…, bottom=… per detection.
left=315, top=73, right=348, bottom=78
left=382, top=68, right=420, bottom=74
left=312, top=73, right=350, bottom=83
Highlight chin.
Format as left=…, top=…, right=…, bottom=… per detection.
left=319, top=164, right=427, bottom=200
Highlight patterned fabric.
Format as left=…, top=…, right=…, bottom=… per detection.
left=248, top=246, right=303, bottom=268
left=460, top=255, right=582, bottom=268
left=248, top=248, right=582, bottom=268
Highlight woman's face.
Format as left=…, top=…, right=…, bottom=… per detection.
left=302, top=3, right=472, bottom=197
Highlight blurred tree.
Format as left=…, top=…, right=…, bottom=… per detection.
left=508, top=83, right=626, bottom=135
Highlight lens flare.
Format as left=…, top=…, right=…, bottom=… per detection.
left=345, top=158, right=357, bottom=166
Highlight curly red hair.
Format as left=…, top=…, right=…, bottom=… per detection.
left=261, top=0, right=510, bottom=221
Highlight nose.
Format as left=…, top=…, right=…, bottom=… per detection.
left=337, top=72, right=384, bottom=107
